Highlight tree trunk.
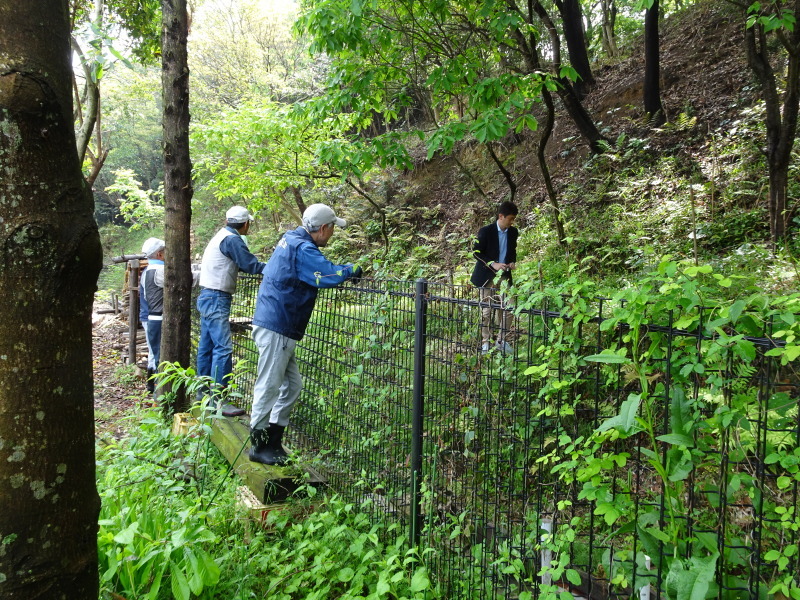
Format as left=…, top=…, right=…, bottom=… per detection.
left=506, top=0, right=567, bottom=241
left=528, top=0, right=610, bottom=153
left=555, top=0, right=595, bottom=100
left=643, top=0, right=665, bottom=125
left=0, top=1, right=102, bottom=597
left=601, top=0, right=619, bottom=58
left=487, top=143, right=517, bottom=201
left=161, top=0, right=194, bottom=413
left=744, top=11, right=800, bottom=245
left=538, top=89, right=567, bottom=245
left=768, top=166, right=789, bottom=243
left=556, top=82, right=609, bottom=152
left=290, top=185, right=307, bottom=214
left=72, top=0, right=103, bottom=167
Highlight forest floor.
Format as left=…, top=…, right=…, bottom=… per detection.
left=92, top=301, right=150, bottom=440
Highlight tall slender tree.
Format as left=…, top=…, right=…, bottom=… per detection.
left=643, top=0, right=665, bottom=124
left=0, top=1, right=102, bottom=597
left=744, top=0, right=800, bottom=244
left=160, top=0, right=194, bottom=412
left=599, top=0, right=620, bottom=58
left=555, top=0, right=596, bottom=99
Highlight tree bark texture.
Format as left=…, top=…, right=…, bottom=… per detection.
left=555, top=0, right=595, bottom=100
left=0, top=1, right=102, bottom=598
left=744, top=8, right=800, bottom=244
left=601, top=0, right=619, bottom=58
left=527, top=0, right=610, bottom=153
left=161, top=0, right=194, bottom=412
left=538, top=88, right=567, bottom=244
left=643, top=0, right=665, bottom=125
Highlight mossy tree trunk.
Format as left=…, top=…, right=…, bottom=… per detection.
left=161, top=0, right=194, bottom=413
left=0, top=1, right=102, bottom=597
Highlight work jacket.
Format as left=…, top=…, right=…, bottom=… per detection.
left=253, top=227, right=356, bottom=340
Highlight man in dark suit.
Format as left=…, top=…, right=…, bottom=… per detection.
left=471, top=201, right=519, bottom=353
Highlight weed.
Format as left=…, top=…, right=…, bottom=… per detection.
left=97, top=401, right=444, bottom=600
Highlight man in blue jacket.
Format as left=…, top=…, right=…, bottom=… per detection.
left=197, top=206, right=266, bottom=417
left=249, top=203, right=361, bottom=465
left=471, top=201, right=519, bottom=354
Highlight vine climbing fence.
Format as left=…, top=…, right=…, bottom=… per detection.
left=228, top=272, right=800, bottom=600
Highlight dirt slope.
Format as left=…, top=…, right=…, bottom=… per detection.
left=396, top=0, right=755, bottom=257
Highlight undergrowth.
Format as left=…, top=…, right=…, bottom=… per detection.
left=96, top=405, right=440, bottom=600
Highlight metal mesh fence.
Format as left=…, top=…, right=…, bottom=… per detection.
left=229, top=274, right=800, bottom=600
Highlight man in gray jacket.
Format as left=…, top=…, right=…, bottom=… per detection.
left=197, top=206, right=266, bottom=417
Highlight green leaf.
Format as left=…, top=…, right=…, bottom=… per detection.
left=667, top=553, right=719, bottom=600
left=595, top=502, right=622, bottom=525
left=146, top=564, right=165, bottom=600
left=764, top=550, right=781, bottom=561
left=566, top=569, right=582, bottom=586
left=170, top=562, right=191, bottom=600
left=410, top=567, right=430, bottom=592
left=728, top=300, right=746, bottom=323
left=783, top=345, right=800, bottom=363
left=669, top=387, right=693, bottom=438
left=198, top=550, right=221, bottom=585
left=584, top=352, right=631, bottom=364
left=685, top=265, right=713, bottom=276
left=113, top=521, right=139, bottom=545
left=376, top=574, right=391, bottom=596
left=596, top=393, right=642, bottom=435
left=657, top=433, right=694, bottom=447
left=186, top=550, right=204, bottom=595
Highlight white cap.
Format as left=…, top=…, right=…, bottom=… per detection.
left=142, top=237, right=165, bottom=258
left=302, top=203, right=347, bottom=228
left=226, top=205, right=254, bottom=224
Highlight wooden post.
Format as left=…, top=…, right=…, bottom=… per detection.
left=127, top=259, right=140, bottom=366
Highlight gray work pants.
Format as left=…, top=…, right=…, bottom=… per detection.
left=250, top=326, right=303, bottom=430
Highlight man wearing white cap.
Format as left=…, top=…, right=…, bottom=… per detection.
left=197, top=206, right=266, bottom=417
left=139, top=237, right=165, bottom=394
left=248, top=203, right=361, bottom=465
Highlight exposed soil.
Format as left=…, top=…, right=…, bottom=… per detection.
left=92, top=301, right=148, bottom=439
left=398, top=0, right=756, bottom=259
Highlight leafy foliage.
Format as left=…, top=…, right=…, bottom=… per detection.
left=105, top=168, right=164, bottom=229
left=104, top=0, right=162, bottom=63
left=193, top=101, right=359, bottom=212
left=96, top=401, right=443, bottom=599
left=513, top=258, right=800, bottom=600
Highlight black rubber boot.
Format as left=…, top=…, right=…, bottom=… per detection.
left=248, top=428, right=273, bottom=464
left=266, top=423, right=289, bottom=465
left=146, top=368, right=155, bottom=394
left=219, top=402, right=245, bottom=417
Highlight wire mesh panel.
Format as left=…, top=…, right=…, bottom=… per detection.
left=228, top=274, right=261, bottom=412
left=227, top=276, right=800, bottom=600
left=293, top=279, right=417, bottom=523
